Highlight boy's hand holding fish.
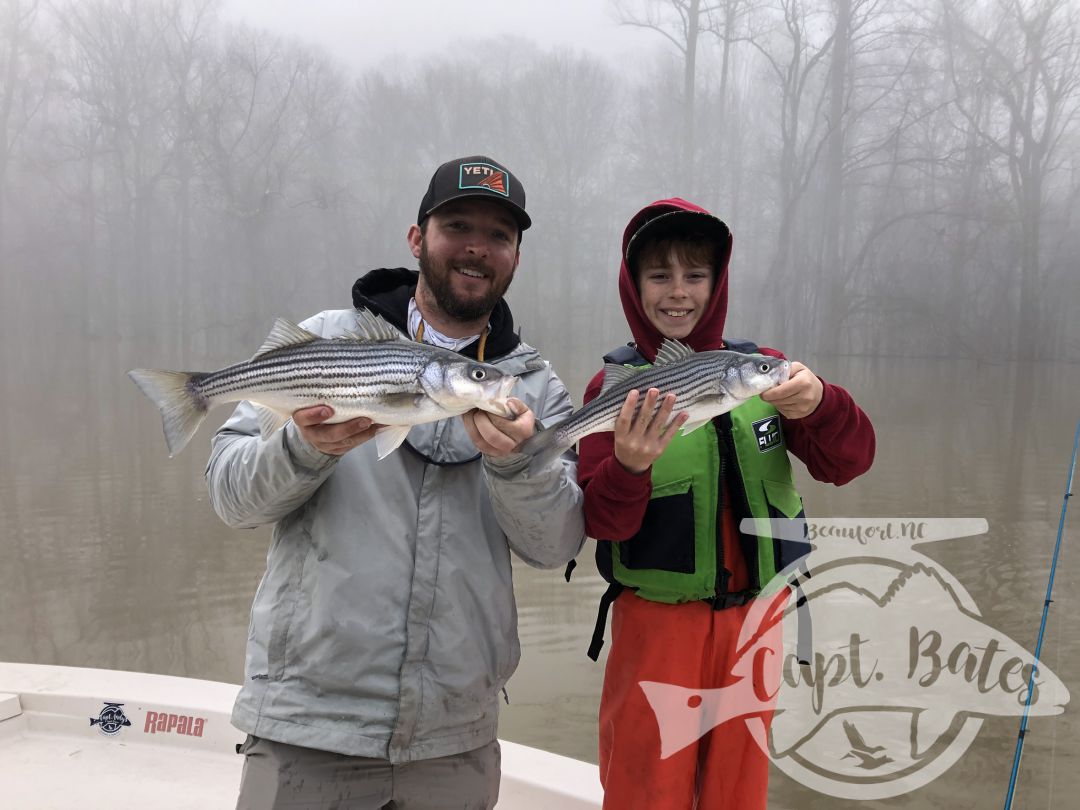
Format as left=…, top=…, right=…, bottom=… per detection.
left=461, top=397, right=534, bottom=457
left=613, top=388, right=688, bottom=475
left=759, top=361, right=824, bottom=419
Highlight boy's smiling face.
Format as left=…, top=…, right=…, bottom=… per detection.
left=637, top=247, right=715, bottom=340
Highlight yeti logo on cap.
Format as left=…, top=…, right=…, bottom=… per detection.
left=459, top=162, right=509, bottom=196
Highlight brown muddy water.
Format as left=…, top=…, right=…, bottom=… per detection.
left=1, top=347, right=1077, bottom=809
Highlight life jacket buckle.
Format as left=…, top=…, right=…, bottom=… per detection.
left=706, top=591, right=753, bottom=610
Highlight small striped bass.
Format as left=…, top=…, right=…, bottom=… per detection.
left=518, top=340, right=790, bottom=470
left=128, top=309, right=517, bottom=458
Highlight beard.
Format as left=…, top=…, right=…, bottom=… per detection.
left=418, top=242, right=514, bottom=322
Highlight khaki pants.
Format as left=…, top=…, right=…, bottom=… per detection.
left=235, top=736, right=500, bottom=810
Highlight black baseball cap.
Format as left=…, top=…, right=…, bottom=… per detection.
left=418, top=155, right=531, bottom=231
left=625, top=209, right=730, bottom=270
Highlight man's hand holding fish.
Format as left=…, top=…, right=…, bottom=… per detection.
left=461, top=397, right=535, bottom=457
left=292, top=407, right=379, bottom=456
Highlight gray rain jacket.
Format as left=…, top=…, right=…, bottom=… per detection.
left=205, top=294, right=585, bottom=763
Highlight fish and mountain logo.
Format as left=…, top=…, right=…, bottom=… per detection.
left=459, top=162, right=509, bottom=196
left=90, top=702, right=132, bottom=736
left=642, top=519, right=1071, bottom=800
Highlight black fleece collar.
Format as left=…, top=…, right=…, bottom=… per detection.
left=350, top=268, right=521, bottom=361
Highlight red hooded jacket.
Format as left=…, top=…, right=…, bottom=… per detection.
left=578, top=199, right=876, bottom=560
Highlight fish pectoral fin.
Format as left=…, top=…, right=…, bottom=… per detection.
left=380, top=392, right=423, bottom=409
left=251, top=319, right=320, bottom=360
left=256, top=406, right=291, bottom=440
left=679, top=395, right=732, bottom=436
left=680, top=417, right=711, bottom=435
left=374, top=424, right=412, bottom=459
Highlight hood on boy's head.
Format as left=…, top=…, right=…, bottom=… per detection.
left=618, top=198, right=733, bottom=361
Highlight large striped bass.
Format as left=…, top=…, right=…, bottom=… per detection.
left=518, top=340, right=790, bottom=470
left=128, top=309, right=517, bottom=459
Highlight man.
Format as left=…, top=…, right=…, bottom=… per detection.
left=205, top=155, right=586, bottom=810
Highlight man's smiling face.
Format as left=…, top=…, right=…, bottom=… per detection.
left=411, top=199, right=521, bottom=323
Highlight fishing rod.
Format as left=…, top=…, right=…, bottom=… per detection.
left=1003, top=418, right=1080, bottom=809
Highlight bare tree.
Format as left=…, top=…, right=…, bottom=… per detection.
left=615, top=0, right=730, bottom=192
left=194, top=27, right=346, bottom=342
left=743, top=0, right=835, bottom=337
left=57, top=0, right=183, bottom=343
left=942, top=0, right=1080, bottom=357
left=159, top=0, right=219, bottom=355
left=505, top=50, right=621, bottom=388
left=0, top=0, right=49, bottom=255
left=701, top=0, right=755, bottom=214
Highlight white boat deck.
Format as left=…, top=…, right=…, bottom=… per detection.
left=0, top=663, right=602, bottom=809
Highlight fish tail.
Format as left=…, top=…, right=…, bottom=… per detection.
left=127, top=369, right=209, bottom=457
left=518, top=425, right=570, bottom=474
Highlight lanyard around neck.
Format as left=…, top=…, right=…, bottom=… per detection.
left=414, top=319, right=490, bottom=362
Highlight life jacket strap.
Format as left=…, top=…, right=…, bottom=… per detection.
left=704, top=590, right=755, bottom=610
left=587, top=582, right=625, bottom=661
left=791, top=564, right=814, bottom=665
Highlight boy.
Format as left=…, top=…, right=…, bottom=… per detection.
left=578, top=198, right=875, bottom=809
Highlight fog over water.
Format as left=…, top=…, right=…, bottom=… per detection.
left=1, top=1, right=1078, bottom=807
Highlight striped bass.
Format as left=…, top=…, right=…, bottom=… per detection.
left=128, top=309, right=517, bottom=459
left=518, top=340, right=790, bottom=470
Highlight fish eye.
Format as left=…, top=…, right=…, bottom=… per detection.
left=759, top=362, right=770, bottom=373
left=470, top=367, right=487, bottom=381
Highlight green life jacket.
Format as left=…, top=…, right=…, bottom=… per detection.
left=584, top=341, right=810, bottom=660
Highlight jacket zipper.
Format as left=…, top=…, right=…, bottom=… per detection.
left=714, top=419, right=728, bottom=600
left=715, top=413, right=755, bottom=599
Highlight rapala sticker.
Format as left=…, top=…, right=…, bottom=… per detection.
left=752, top=415, right=782, bottom=452
left=144, top=710, right=206, bottom=737
left=90, top=702, right=132, bottom=736
left=459, top=162, right=509, bottom=196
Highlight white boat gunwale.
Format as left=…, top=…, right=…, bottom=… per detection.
left=0, top=662, right=602, bottom=809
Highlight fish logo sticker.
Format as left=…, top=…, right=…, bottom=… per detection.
left=459, top=162, right=509, bottom=197
left=90, top=702, right=132, bottom=736
left=752, top=415, right=782, bottom=452
left=642, top=519, right=1071, bottom=800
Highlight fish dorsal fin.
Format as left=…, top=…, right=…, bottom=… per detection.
left=600, top=363, right=639, bottom=395
left=252, top=318, right=321, bottom=360
left=346, top=308, right=406, bottom=343
left=655, top=339, right=695, bottom=365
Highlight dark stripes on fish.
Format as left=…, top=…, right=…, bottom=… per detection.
left=128, top=309, right=518, bottom=458
left=518, top=339, right=790, bottom=471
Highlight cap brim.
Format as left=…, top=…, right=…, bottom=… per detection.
left=625, top=210, right=729, bottom=265
left=423, top=192, right=532, bottom=231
